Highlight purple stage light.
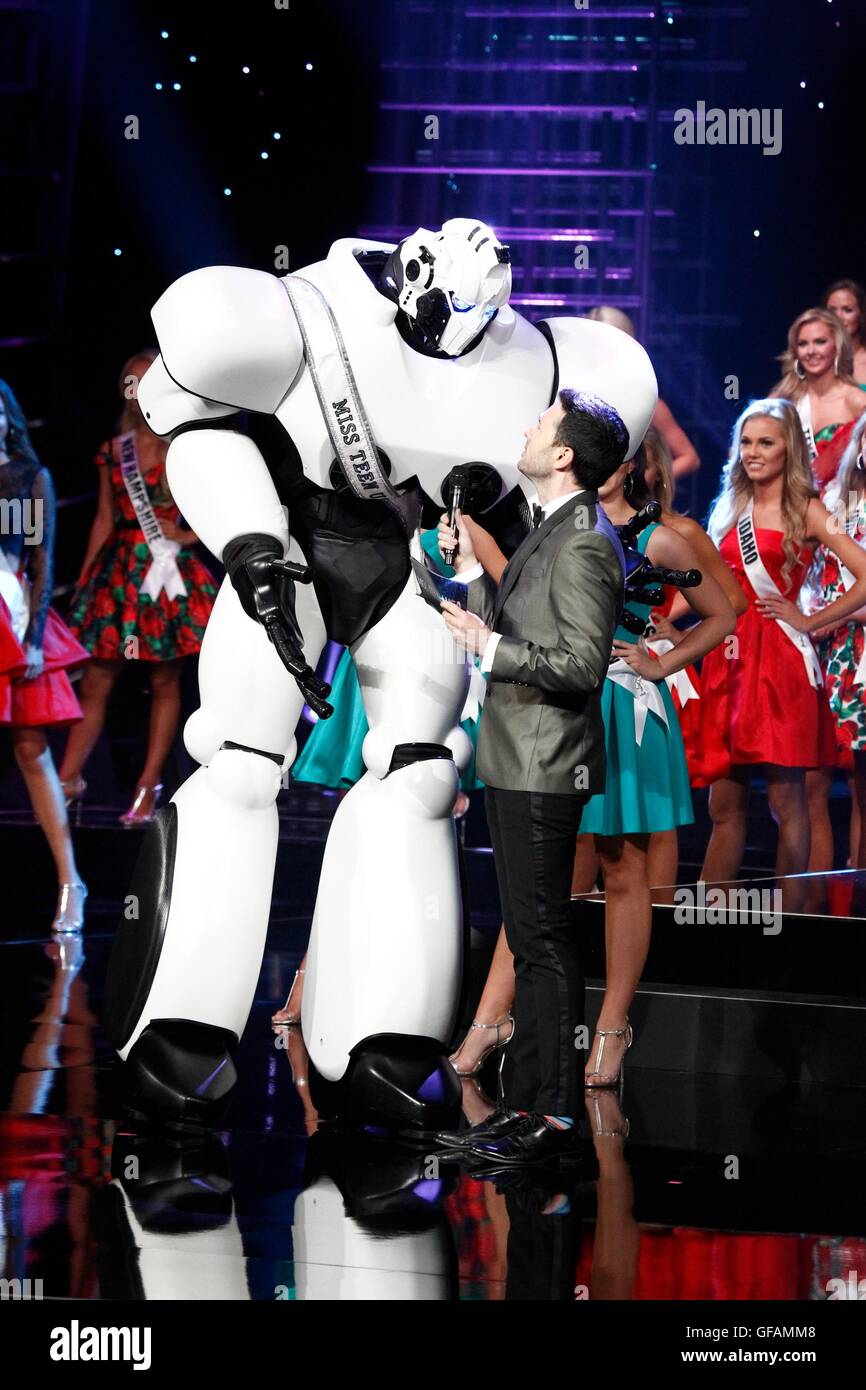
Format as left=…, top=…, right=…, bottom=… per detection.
left=368, top=165, right=652, bottom=179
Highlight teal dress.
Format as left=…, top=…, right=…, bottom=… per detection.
left=579, top=522, right=693, bottom=836
left=291, top=529, right=485, bottom=791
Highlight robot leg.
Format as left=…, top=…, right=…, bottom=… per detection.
left=104, top=543, right=326, bottom=1131
left=303, top=573, right=473, bottom=1131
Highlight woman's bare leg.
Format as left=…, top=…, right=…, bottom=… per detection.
left=766, top=766, right=809, bottom=877
left=12, top=726, right=81, bottom=885
left=647, top=829, right=678, bottom=888
left=806, top=767, right=834, bottom=873
left=851, top=753, right=866, bottom=868
left=138, top=660, right=183, bottom=786
left=586, top=834, right=651, bottom=1084
left=572, top=833, right=600, bottom=895
left=702, top=770, right=750, bottom=882
left=58, top=659, right=123, bottom=782
left=448, top=923, right=516, bottom=1072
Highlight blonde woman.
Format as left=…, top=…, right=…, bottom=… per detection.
left=699, top=399, right=866, bottom=882
left=769, top=307, right=866, bottom=488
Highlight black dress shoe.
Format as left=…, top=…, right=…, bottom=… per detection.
left=469, top=1113, right=581, bottom=1166
left=433, top=1107, right=525, bottom=1150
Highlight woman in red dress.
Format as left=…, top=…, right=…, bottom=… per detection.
left=699, top=398, right=866, bottom=881
left=60, top=352, right=218, bottom=825
left=0, top=380, right=90, bottom=931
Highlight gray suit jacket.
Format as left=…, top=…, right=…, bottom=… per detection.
left=467, top=490, right=624, bottom=795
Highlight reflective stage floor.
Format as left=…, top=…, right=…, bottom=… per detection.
left=2, top=895, right=865, bottom=1302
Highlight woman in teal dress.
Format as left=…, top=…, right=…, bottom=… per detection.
left=442, top=452, right=736, bottom=1088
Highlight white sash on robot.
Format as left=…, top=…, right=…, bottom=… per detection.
left=282, top=275, right=419, bottom=538
left=606, top=652, right=670, bottom=747
left=0, top=546, right=28, bottom=643
left=645, top=635, right=700, bottom=707
left=118, top=433, right=187, bottom=601
left=736, top=502, right=823, bottom=688
left=796, top=394, right=817, bottom=462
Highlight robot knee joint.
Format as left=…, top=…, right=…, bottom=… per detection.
left=206, top=741, right=285, bottom=809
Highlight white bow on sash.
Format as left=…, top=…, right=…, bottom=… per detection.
left=736, top=501, right=823, bottom=688
left=459, top=662, right=488, bottom=723
left=118, top=433, right=187, bottom=602
left=606, top=653, right=670, bottom=747
left=645, top=635, right=700, bottom=706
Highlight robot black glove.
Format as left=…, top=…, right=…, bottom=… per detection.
left=222, top=533, right=334, bottom=718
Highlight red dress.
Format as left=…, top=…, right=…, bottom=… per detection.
left=697, top=527, right=837, bottom=779
left=0, top=460, right=88, bottom=728
left=67, top=436, right=218, bottom=661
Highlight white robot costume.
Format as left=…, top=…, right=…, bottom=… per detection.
left=103, top=218, right=667, bottom=1134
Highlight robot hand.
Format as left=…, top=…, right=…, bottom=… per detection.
left=223, top=535, right=334, bottom=718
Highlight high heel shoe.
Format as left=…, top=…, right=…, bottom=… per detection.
left=60, top=775, right=87, bottom=807
left=52, top=881, right=88, bottom=934
left=272, top=967, right=305, bottom=1025
left=119, top=783, right=163, bottom=827
left=448, top=1013, right=514, bottom=1077
left=586, top=1092, right=630, bottom=1139
left=584, top=1019, right=633, bottom=1089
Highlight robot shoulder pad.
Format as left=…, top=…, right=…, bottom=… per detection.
left=540, top=316, right=658, bottom=459
left=151, top=265, right=304, bottom=414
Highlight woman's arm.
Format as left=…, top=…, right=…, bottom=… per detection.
left=665, top=514, right=748, bottom=618
left=22, top=468, right=56, bottom=672
left=461, top=514, right=509, bottom=584
left=76, top=457, right=115, bottom=584
left=613, top=525, right=735, bottom=679
left=652, top=398, right=700, bottom=479
left=756, top=499, right=866, bottom=634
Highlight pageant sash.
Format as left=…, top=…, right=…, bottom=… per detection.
left=0, top=547, right=28, bottom=643
left=645, top=635, right=701, bottom=706
left=118, top=433, right=187, bottom=601
left=282, top=275, right=420, bottom=538
left=735, top=502, right=822, bottom=688
left=606, top=653, right=670, bottom=747
left=797, top=395, right=817, bottom=462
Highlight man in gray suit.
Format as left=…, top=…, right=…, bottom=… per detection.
left=437, top=388, right=628, bottom=1165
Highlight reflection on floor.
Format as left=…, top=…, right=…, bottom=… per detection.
left=2, top=915, right=864, bottom=1302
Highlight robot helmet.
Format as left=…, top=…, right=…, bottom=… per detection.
left=386, top=217, right=512, bottom=356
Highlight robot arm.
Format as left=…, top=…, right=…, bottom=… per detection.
left=138, top=266, right=332, bottom=716
left=137, top=264, right=304, bottom=558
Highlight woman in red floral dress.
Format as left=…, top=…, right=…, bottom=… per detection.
left=60, top=351, right=218, bottom=824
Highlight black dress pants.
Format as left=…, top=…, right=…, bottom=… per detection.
left=485, top=785, right=588, bottom=1117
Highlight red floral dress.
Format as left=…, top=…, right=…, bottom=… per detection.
left=68, top=435, right=218, bottom=661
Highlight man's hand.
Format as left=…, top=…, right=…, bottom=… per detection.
left=438, top=508, right=478, bottom=574
left=441, top=598, right=492, bottom=656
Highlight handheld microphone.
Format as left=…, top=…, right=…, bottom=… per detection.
left=443, top=467, right=467, bottom=568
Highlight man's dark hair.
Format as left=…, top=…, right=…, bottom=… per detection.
left=554, top=388, right=629, bottom=489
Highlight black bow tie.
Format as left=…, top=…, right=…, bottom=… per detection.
left=532, top=503, right=544, bottom=530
